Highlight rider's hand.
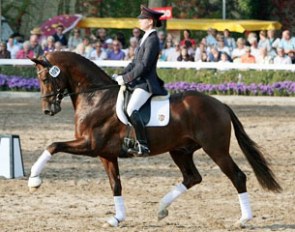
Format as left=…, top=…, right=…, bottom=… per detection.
left=115, top=75, right=124, bottom=85
left=111, top=74, right=118, bottom=81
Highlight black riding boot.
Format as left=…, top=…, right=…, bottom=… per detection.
left=128, top=110, right=150, bottom=156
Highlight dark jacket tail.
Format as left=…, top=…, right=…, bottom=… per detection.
left=224, top=104, right=282, bottom=192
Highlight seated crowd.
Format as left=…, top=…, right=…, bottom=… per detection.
left=1, top=24, right=295, bottom=65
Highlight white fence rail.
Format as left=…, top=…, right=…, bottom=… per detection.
left=1, top=59, right=295, bottom=71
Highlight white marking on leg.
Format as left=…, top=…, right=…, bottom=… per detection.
left=237, top=192, right=253, bottom=227
left=158, top=183, right=187, bottom=220
left=28, top=150, right=52, bottom=189
left=106, top=196, right=126, bottom=227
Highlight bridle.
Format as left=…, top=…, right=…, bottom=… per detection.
left=38, top=56, right=119, bottom=103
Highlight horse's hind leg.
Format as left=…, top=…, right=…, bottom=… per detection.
left=158, top=149, right=202, bottom=220
left=204, top=148, right=252, bottom=227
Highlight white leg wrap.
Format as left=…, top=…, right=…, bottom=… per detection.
left=30, top=150, right=52, bottom=177
left=159, top=183, right=187, bottom=211
left=107, top=196, right=126, bottom=227
left=238, top=192, right=253, bottom=225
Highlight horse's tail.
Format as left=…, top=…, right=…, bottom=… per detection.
left=224, top=104, right=282, bottom=192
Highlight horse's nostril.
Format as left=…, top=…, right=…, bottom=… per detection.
left=44, top=110, right=51, bottom=115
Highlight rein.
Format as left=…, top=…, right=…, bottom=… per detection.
left=38, top=55, right=119, bottom=99
left=41, top=84, right=120, bottom=99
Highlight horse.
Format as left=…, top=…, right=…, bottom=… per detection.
left=28, top=51, right=281, bottom=228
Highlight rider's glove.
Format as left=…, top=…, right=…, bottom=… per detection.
left=111, top=74, right=118, bottom=81
left=115, top=75, right=124, bottom=85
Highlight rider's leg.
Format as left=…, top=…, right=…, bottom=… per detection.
left=127, top=88, right=152, bottom=156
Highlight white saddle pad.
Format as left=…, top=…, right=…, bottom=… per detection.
left=116, top=86, right=170, bottom=127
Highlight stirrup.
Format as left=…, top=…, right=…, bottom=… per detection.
left=128, top=142, right=150, bottom=157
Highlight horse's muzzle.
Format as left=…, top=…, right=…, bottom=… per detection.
left=43, top=102, right=61, bottom=116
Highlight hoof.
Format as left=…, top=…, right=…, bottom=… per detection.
left=104, top=217, right=120, bottom=227
left=158, top=208, right=169, bottom=221
left=28, top=176, right=42, bottom=192
left=235, top=217, right=251, bottom=228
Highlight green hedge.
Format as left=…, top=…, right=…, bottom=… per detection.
left=0, top=65, right=294, bottom=84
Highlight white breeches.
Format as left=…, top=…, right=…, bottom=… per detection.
left=126, top=88, right=152, bottom=116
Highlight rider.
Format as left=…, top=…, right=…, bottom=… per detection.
left=113, top=5, right=167, bottom=156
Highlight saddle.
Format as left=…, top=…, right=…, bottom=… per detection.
left=116, top=86, right=170, bottom=127
left=116, top=86, right=170, bottom=157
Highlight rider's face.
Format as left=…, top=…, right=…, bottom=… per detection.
left=139, top=18, right=153, bottom=31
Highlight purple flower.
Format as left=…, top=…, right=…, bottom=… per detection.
left=165, top=81, right=295, bottom=96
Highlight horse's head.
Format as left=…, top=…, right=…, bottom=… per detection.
left=31, top=54, right=67, bottom=116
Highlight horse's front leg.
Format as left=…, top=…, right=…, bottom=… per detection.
left=28, top=138, right=90, bottom=191
left=100, top=156, right=126, bottom=227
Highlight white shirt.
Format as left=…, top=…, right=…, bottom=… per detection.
left=140, top=29, right=156, bottom=47
left=273, top=55, right=292, bottom=64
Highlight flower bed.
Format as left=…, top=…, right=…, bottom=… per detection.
left=0, top=74, right=39, bottom=91
left=0, top=74, right=294, bottom=96
left=165, top=81, right=295, bottom=96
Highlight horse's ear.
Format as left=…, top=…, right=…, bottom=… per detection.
left=30, top=58, right=47, bottom=67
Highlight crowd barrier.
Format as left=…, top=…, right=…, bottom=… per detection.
left=1, top=59, right=295, bottom=71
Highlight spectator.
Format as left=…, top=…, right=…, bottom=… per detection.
left=89, top=41, right=107, bottom=60
left=124, top=37, right=138, bottom=57
left=267, top=29, right=280, bottom=48
left=177, top=46, right=194, bottom=62
left=158, top=30, right=166, bottom=51
left=6, top=36, right=21, bottom=59
left=287, top=50, right=295, bottom=64
left=74, top=43, right=87, bottom=57
left=218, top=52, right=231, bottom=71
left=216, top=36, right=231, bottom=56
left=82, top=37, right=93, bottom=58
left=208, top=47, right=221, bottom=62
left=53, top=23, right=68, bottom=47
left=16, top=41, right=34, bottom=59
left=166, top=40, right=181, bottom=61
left=43, top=36, right=55, bottom=53
left=248, top=37, right=260, bottom=60
left=278, top=30, right=295, bottom=53
left=29, top=34, right=44, bottom=58
left=219, top=52, right=230, bottom=63
left=180, top=29, right=196, bottom=49
left=258, top=30, right=271, bottom=53
left=54, top=41, right=64, bottom=52
left=205, top=28, right=217, bottom=47
left=161, top=40, right=174, bottom=61
left=107, top=39, right=125, bottom=60
left=115, top=31, right=126, bottom=49
left=232, top=37, right=246, bottom=62
left=273, top=47, right=292, bottom=64
left=241, top=46, right=256, bottom=63
left=0, top=42, right=11, bottom=58
left=132, top=27, right=142, bottom=41
left=200, top=51, right=208, bottom=62
left=246, top=32, right=257, bottom=46
left=194, top=42, right=207, bottom=62
left=267, top=29, right=280, bottom=58
left=95, top=28, right=109, bottom=49
left=166, top=33, right=174, bottom=43
left=223, top=29, right=236, bottom=53
left=125, top=46, right=136, bottom=61
left=256, top=47, right=273, bottom=64
left=30, top=27, right=44, bottom=43
left=68, top=29, right=83, bottom=51
left=105, top=38, right=114, bottom=54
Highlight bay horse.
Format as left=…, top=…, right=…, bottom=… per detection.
left=29, top=51, right=281, bottom=228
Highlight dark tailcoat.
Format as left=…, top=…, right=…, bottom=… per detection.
left=121, top=31, right=167, bottom=96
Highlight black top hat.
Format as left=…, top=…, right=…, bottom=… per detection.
left=137, top=5, right=164, bottom=27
